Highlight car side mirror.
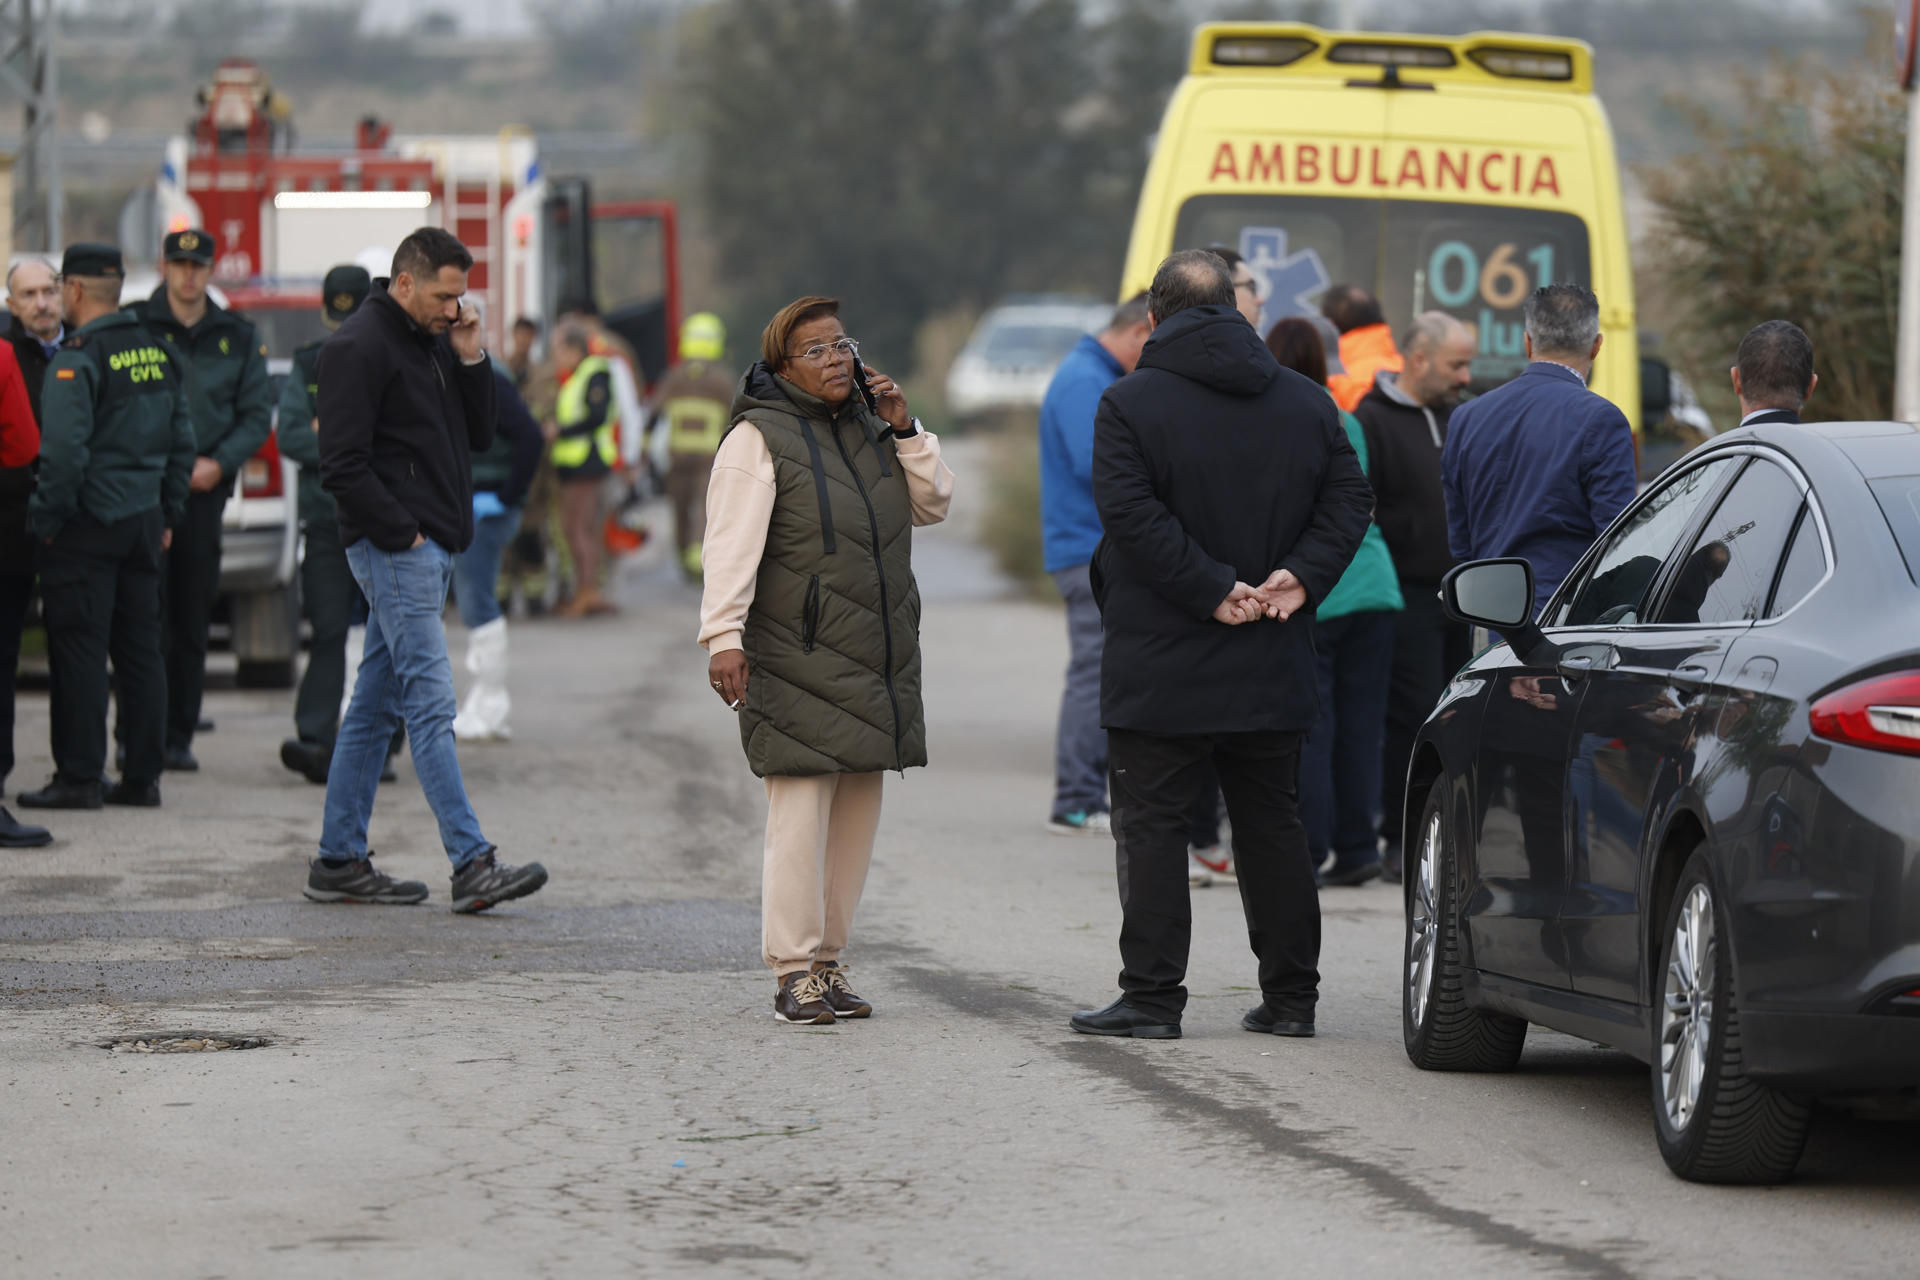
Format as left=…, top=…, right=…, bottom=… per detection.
left=1442, top=558, right=1556, bottom=664
left=1640, top=356, right=1673, bottom=425
left=1443, top=559, right=1534, bottom=629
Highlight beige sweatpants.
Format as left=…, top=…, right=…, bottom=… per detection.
left=762, top=772, right=884, bottom=976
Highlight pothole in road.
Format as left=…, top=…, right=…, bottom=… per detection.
left=98, top=1031, right=270, bottom=1054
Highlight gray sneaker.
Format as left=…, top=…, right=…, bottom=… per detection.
left=449, top=849, right=548, bottom=914
left=303, top=856, right=429, bottom=905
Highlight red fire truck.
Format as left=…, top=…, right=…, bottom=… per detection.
left=132, top=60, right=680, bottom=685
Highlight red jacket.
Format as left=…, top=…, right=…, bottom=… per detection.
left=0, top=340, right=38, bottom=467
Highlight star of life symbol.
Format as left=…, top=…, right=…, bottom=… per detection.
left=1239, top=226, right=1331, bottom=330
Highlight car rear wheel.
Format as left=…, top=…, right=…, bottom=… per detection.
left=1403, top=777, right=1528, bottom=1071
left=1650, top=849, right=1812, bottom=1183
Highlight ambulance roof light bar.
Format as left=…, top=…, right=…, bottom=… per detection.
left=1193, top=23, right=1593, bottom=93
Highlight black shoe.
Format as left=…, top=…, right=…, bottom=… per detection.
left=0, top=805, right=52, bottom=847
left=17, top=775, right=103, bottom=811
left=280, top=738, right=331, bottom=785
left=381, top=756, right=398, bottom=783
left=163, top=746, right=199, bottom=773
left=114, top=745, right=125, bottom=773
left=197, top=717, right=215, bottom=733
left=1069, top=997, right=1181, bottom=1039
left=104, top=779, right=161, bottom=807
left=303, top=855, right=429, bottom=905
left=1320, top=857, right=1383, bottom=887
left=1242, top=1003, right=1316, bottom=1037
left=449, top=849, right=548, bottom=914
left=1380, top=842, right=1403, bottom=884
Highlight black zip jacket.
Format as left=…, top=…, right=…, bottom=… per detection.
left=1091, top=305, right=1373, bottom=735
left=1353, top=374, right=1457, bottom=585
left=316, top=283, right=496, bottom=553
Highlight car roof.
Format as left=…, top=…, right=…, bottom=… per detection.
left=1690, top=420, right=1920, bottom=480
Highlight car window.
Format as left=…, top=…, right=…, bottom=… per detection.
left=1654, top=459, right=1804, bottom=625
left=1868, top=475, right=1920, bottom=586
left=1558, top=457, right=1739, bottom=627
left=1766, top=504, right=1827, bottom=619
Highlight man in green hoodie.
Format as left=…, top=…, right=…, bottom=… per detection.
left=127, top=228, right=272, bottom=772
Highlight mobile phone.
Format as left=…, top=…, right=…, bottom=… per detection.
left=851, top=360, right=880, bottom=416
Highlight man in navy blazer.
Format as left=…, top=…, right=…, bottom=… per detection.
left=1731, top=319, right=1816, bottom=427
left=1441, top=284, right=1637, bottom=614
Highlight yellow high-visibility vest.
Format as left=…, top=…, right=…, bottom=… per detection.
left=553, top=355, right=619, bottom=469
left=663, top=395, right=728, bottom=456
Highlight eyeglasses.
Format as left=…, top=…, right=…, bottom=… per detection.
left=788, top=337, right=860, bottom=366
left=1234, top=276, right=1260, bottom=294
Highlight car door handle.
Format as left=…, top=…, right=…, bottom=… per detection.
left=1556, top=653, right=1598, bottom=680
left=1669, top=664, right=1713, bottom=701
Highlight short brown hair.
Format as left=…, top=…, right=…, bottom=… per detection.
left=1264, top=317, right=1328, bottom=387
left=761, top=295, right=841, bottom=369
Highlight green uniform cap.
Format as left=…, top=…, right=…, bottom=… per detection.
left=60, top=242, right=124, bottom=280
left=322, top=264, right=372, bottom=324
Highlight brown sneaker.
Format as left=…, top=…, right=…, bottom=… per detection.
left=775, top=970, right=835, bottom=1025
left=813, top=962, right=872, bottom=1019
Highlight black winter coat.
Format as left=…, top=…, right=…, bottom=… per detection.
left=316, top=283, right=496, bottom=553
left=1353, top=378, right=1456, bottom=584
left=1091, top=306, right=1374, bottom=735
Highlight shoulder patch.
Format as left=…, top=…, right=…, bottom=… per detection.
left=54, top=369, right=75, bottom=381
left=219, top=336, right=231, bottom=356
left=260, top=344, right=268, bottom=357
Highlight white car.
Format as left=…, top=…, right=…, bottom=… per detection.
left=945, top=296, right=1113, bottom=420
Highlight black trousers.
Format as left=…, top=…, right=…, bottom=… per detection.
left=1381, top=579, right=1471, bottom=844
left=160, top=485, right=226, bottom=751
left=1109, top=727, right=1321, bottom=1022
left=41, top=509, right=166, bottom=786
left=294, top=516, right=357, bottom=746
left=0, top=569, right=32, bottom=787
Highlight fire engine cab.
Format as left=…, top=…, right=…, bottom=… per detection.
left=126, top=59, right=680, bottom=685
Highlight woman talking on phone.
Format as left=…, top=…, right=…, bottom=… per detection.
left=698, top=296, right=954, bottom=1025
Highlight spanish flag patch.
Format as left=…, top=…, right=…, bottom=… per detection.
left=54, top=369, right=75, bottom=380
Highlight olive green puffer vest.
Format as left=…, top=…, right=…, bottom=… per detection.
left=730, top=363, right=926, bottom=777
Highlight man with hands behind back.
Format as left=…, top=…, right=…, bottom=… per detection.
left=1070, top=250, right=1373, bottom=1042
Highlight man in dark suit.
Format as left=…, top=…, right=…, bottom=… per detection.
left=1442, top=283, right=1638, bottom=614
left=1068, top=250, right=1373, bottom=1041
left=1732, top=320, right=1815, bottom=427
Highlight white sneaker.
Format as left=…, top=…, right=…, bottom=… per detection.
left=1188, top=851, right=1214, bottom=887
left=1047, top=810, right=1112, bottom=837
left=1191, top=842, right=1237, bottom=884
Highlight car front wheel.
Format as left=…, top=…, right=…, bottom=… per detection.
left=1650, top=848, right=1812, bottom=1183
left=1403, top=776, right=1528, bottom=1071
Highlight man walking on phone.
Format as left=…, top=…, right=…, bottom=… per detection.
left=304, top=227, right=548, bottom=912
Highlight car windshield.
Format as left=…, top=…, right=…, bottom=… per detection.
left=1174, top=195, right=1592, bottom=395
left=975, top=322, right=1089, bottom=366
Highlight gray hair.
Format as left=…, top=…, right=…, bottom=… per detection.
left=1400, top=310, right=1471, bottom=356
left=1106, top=291, right=1150, bottom=333
left=5, top=258, right=55, bottom=294
left=1149, top=249, right=1234, bottom=323
left=1522, top=283, right=1601, bottom=356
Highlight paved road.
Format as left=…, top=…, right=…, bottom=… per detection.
left=2, top=453, right=1916, bottom=1278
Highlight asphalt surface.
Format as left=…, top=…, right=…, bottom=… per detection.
left=2, top=445, right=1916, bottom=1278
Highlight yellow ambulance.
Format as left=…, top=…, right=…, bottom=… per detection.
left=1120, top=23, right=1661, bottom=429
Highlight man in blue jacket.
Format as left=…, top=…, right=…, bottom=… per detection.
left=1038, top=293, right=1150, bottom=837
left=1442, top=284, right=1637, bottom=614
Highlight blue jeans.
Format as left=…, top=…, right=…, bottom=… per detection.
left=1301, top=610, right=1397, bottom=870
left=1051, top=564, right=1108, bottom=818
left=451, top=507, right=522, bottom=630
left=319, top=539, right=490, bottom=869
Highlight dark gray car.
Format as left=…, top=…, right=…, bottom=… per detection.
left=1401, top=420, right=1920, bottom=1184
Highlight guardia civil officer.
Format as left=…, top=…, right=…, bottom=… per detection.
left=277, top=265, right=401, bottom=784
left=126, top=228, right=272, bottom=772
left=18, top=244, right=194, bottom=810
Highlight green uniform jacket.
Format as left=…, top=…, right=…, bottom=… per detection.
left=730, top=362, right=926, bottom=778
left=1317, top=407, right=1405, bottom=621
left=276, top=340, right=332, bottom=525
left=129, top=287, right=272, bottom=483
left=29, top=311, right=196, bottom=540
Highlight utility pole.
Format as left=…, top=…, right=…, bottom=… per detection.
left=0, top=0, right=61, bottom=254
